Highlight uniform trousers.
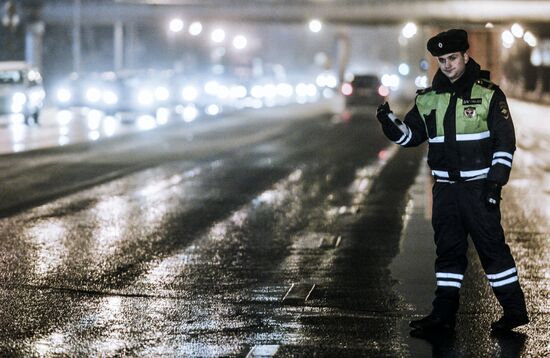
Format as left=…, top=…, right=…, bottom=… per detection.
left=430, top=180, right=527, bottom=320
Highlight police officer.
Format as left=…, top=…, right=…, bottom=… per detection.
left=376, top=29, right=528, bottom=332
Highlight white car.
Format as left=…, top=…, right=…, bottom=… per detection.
left=0, top=61, right=46, bottom=124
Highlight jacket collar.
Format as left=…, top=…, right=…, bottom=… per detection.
left=431, top=58, right=489, bottom=96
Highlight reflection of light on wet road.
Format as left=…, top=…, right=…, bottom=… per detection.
left=26, top=219, right=68, bottom=276
left=34, top=332, right=66, bottom=356
left=157, top=108, right=170, bottom=124
left=138, top=174, right=184, bottom=197
left=326, top=146, right=397, bottom=219
left=137, top=115, right=157, bottom=131
left=102, top=116, right=118, bottom=137
left=56, top=110, right=73, bottom=126
left=88, top=131, right=100, bottom=141
left=58, top=136, right=70, bottom=146
left=86, top=110, right=102, bottom=131
left=89, top=296, right=126, bottom=354
left=91, top=196, right=130, bottom=256
left=10, top=122, right=27, bottom=152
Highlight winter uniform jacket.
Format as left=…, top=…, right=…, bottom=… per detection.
left=380, top=58, right=516, bottom=185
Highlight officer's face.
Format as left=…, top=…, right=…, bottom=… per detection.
left=436, top=51, right=469, bottom=83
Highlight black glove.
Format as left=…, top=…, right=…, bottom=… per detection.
left=376, top=102, right=392, bottom=123
left=485, top=181, right=502, bottom=207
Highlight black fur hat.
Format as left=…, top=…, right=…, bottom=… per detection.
left=427, top=29, right=470, bottom=56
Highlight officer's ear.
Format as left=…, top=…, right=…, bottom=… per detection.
left=463, top=52, right=470, bottom=63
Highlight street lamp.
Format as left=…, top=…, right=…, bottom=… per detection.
left=309, top=19, right=322, bottom=33
left=233, top=35, right=247, bottom=50
left=189, top=21, right=202, bottom=36
left=211, top=28, right=226, bottom=43
left=402, top=22, right=417, bottom=39
left=511, top=23, right=524, bottom=38
left=169, top=18, right=184, bottom=33
left=501, top=30, right=515, bottom=48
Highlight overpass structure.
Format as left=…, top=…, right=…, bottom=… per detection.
left=5, top=0, right=550, bottom=97
left=37, top=1, right=550, bottom=25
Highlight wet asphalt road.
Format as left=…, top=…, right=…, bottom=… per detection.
left=0, top=103, right=548, bottom=356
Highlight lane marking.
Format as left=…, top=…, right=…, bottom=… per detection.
left=281, top=283, right=316, bottom=304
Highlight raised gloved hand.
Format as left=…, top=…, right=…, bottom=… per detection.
left=376, top=102, right=392, bottom=123
left=485, top=181, right=502, bottom=207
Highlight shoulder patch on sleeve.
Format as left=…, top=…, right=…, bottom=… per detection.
left=498, top=101, right=511, bottom=120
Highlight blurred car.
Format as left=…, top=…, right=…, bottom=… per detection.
left=111, top=70, right=172, bottom=121
left=342, top=74, right=387, bottom=107
left=54, top=70, right=172, bottom=120
left=0, top=61, right=45, bottom=123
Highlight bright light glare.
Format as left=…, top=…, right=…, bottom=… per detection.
left=182, top=86, right=198, bottom=102
left=88, top=131, right=100, bottom=141
left=341, top=82, right=353, bottom=96
left=530, top=48, right=542, bottom=66
left=206, top=104, right=220, bottom=116
left=216, top=85, right=230, bottom=99
left=189, top=21, right=202, bottom=36
left=137, top=89, right=154, bottom=106
left=415, top=75, right=429, bottom=88
left=378, top=85, right=390, bottom=97
left=157, top=108, right=170, bottom=124
left=86, top=88, right=102, bottom=103
left=211, top=28, right=226, bottom=43
left=233, top=35, right=248, bottom=50
left=398, top=63, right=410, bottom=76
left=230, top=85, right=247, bottom=99
left=155, top=86, right=170, bottom=101
left=316, top=73, right=337, bottom=88
left=524, top=31, right=537, bottom=47
left=103, top=91, right=118, bottom=105
left=12, top=92, right=27, bottom=105
left=276, top=83, right=293, bottom=98
left=169, top=18, right=184, bottom=33
left=306, top=84, right=317, bottom=97
left=183, top=105, right=198, bottom=122
left=502, top=30, right=515, bottom=47
left=381, top=74, right=400, bottom=90
left=56, top=88, right=72, bottom=103
left=204, top=81, right=219, bottom=95
left=402, top=22, right=417, bottom=39
left=137, top=115, right=157, bottom=130
left=103, top=116, right=117, bottom=136
left=296, top=83, right=308, bottom=97
left=264, top=84, right=277, bottom=98
left=251, top=85, right=265, bottom=99
left=511, top=23, right=524, bottom=38
left=56, top=110, right=73, bottom=126
left=86, top=110, right=102, bottom=130
left=309, top=19, right=322, bottom=33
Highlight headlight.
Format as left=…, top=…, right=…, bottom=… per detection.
left=12, top=92, right=27, bottom=105
left=230, top=85, right=247, bottom=99
left=155, top=86, right=170, bottom=102
left=103, top=91, right=119, bottom=105
left=85, top=87, right=102, bottom=103
left=251, top=85, right=265, bottom=99
left=137, top=89, right=154, bottom=106
left=181, top=86, right=198, bottom=102
left=11, top=92, right=27, bottom=113
left=56, top=88, right=72, bottom=103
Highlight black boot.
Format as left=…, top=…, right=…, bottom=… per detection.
left=491, top=313, right=529, bottom=331
left=409, top=314, right=456, bottom=331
